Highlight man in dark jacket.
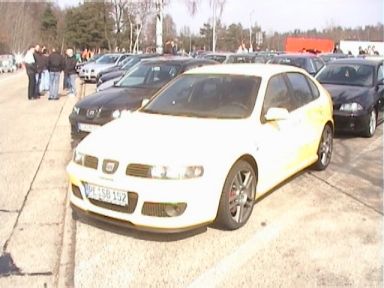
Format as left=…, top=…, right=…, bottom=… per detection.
left=34, top=44, right=44, bottom=97
left=24, top=45, right=37, bottom=100
left=64, top=48, right=78, bottom=97
left=48, top=48, right=64, bottom=100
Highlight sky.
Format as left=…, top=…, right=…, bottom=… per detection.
left=58, top=0, right=383, bottom=34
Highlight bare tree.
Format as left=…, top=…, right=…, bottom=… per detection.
left=184, top=0, right=226, bottom=51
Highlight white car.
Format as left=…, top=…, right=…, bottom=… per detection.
left=79, top=53, right=130, bottom=82
left=67, top=64, right=334, bottom=232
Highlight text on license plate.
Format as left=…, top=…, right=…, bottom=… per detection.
left=84, top=183, right=128, bottom=206
left=78, top=123, right=99, bottom=132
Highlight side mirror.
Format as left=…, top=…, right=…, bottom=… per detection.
left=113, top=80, right=118, bottom=86
left=264, top=107, right=289, bottom=121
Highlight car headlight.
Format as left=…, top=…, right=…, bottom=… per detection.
left=150, top=165, right=204, bottom=179
left=73, top=106, right=80, bottom=115
left=340, top=103, right=363, bottom=112
left=73, top=150, right=85, bottom=165
left=112, top=109, right=130, bottom=119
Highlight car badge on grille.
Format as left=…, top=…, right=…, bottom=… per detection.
left=86, top=109, right=97, bottom=118
left=103, top=160, right=119, bottom=174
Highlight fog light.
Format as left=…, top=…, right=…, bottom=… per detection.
left=164, top=203, right=187, bottom=217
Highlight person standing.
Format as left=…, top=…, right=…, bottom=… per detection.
left=64, top=48, right=77, bottom=97
left=39, top=48, right=50, bottom=93
left=34, top=44, right=44, bottom=97
left=24, top=45, right=37, bottom=100
left=48, top=48, right=64, bottom=100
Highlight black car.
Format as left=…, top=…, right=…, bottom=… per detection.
left=69, top=57, right=217, bottom=139
left=316, top=58, right=384, bottom=137
left=96, top=54, right=159, bottom=88
left=318, top=53, right=349, bottom=63
left=268, top=53, right=325, bottom=75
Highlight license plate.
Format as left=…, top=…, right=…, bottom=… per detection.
left=78, top=123, right=99, bottom=132
left=84, top=183, right=128, bottom=206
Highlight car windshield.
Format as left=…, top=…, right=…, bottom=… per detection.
left=96, top=54, right=120, bottom=64
left=316, top=64, right=374, bottom=87
left=142, top=74, right=260, bottom=119
left=270, top=57, right=307, bottom=69
left=227, top=55, right=253, bottom=63
left=204, top=55, right=228, bottom=63
left=116, top=63, right=180, bottom=88
left=122, top=57, right=140, bottom=70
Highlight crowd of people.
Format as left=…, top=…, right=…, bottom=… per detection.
left=23, top=44, right=77, bottom=100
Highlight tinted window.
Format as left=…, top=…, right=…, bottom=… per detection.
left=262, top=74, right=296, bottom=118
left=313, top=58, right=324, bottom=72
left=307, top=78, right=320, bottom=99
left=316, top=64, right=374, bottom=87
left=287, top=73, right=314, bottom=106
left=117, top=63, right=179, bottom=87
left=143, top=75, right=260, bottom=119
left=377, top=65, right=384, bottom=82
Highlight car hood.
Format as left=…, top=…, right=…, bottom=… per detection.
left=76, top=87, right=158, bottom=110
left=100, top=70, right=125, bottom=82
left=322, top=84, right=373, bottom=106
left=77, top=112, right=249, bottom=165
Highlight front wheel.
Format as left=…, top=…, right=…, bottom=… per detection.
left=362, top=109, right=377, bottom=138
left=215, top=160, right=257, bottom=230
left=313, top=124, right=333, bottom=171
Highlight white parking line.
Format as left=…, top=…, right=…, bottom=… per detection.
left=187, top=209, right=303, bottom=288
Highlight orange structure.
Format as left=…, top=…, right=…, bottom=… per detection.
left=285, top=37, right=335, bottom=53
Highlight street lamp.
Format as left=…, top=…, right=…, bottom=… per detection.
left=249, top=10, right=255, bottom=52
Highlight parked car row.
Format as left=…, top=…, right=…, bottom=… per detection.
left=0, top=54, right=17, bottom=73
left=67, top=53, right=383, bottom=234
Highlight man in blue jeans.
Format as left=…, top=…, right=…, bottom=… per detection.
left=48, top=48, right=64, bottom=100
left=64, top=48, right=77, bottom=97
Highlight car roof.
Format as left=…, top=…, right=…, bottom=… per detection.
left=140, top=56, right=217, bottom=65
left=184, top=63, right=307, bottom=78
left=327, top=58, right=383, bottom=66
left=273, top=53, right=319, bottom=58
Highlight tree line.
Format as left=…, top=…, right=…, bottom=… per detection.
left=0, top=1, right=382, bottom=55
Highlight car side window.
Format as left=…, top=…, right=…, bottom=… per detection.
left=307, top=77, right=320, bottom=99
left=286, top=72, right=314, bottom=106
left=377, top=65, right=384, bottom=82
left=262, top=74, right=295, bottom=121
left=313, top=58, right=324, bottom=73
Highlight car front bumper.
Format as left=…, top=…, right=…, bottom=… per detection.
left=67, top=162, right=222, bottom=232
left=333, top=110, right=370, bottom=133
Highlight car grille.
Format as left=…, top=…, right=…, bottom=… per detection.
left=84, top=155, right=98, bottom=169
left=126, top=164, right=151, bottom=178
left=98, top=109, right=112, bottom=118
left=78, top=108, right=87, bottom=116
left=88, top=192, right=138, bottom=214
left=141, top=202, right=170, bottom=217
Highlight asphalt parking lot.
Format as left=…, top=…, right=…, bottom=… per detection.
left=0, top=71, right=382, bottom=287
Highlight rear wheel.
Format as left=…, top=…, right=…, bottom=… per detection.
left=313, top=125, right=333, bottom=171
left=362, top=109, right=377, bottom=138
left=215, top=160, right=257, bottom=230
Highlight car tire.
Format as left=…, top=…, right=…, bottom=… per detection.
left=313, top=124, right=333, bottom=171
left=215, top=160, right=257, bottom=230
left=362, top=109, right=377, bottom=138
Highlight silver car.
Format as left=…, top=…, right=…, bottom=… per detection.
left=79, top=53, right=130, bottom=82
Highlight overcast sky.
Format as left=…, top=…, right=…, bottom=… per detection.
left=58, top=0, right=383, bottom=34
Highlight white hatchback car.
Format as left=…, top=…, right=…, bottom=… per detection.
left=67, top=64, right=334, bottom=232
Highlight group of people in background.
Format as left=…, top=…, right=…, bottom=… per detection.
left=23, top=44, right=77, bottom=101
